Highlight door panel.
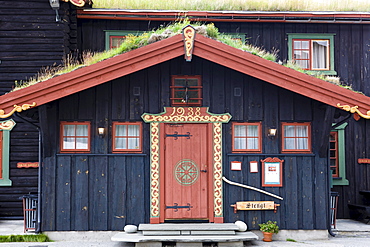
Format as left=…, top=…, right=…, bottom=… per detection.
left=164, top=123, right=209, bottom=220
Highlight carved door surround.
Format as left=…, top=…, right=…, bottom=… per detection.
left=142, top=107, right=231, bottom=223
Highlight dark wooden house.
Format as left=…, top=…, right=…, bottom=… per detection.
left=1, top=21, right=370, bottom=233
left=1, top=0, right=370, bottom=235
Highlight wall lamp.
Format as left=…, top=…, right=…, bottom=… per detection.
left=268, top=128, right=277, bottom=138
left=98, top=127, right=105, bottom=138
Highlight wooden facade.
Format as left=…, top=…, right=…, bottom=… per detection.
left=36, top=55, right=332, bottom=230
left=1, top=2, right=370, bottom=230
left=0, top=0, right=76, bottom=218
left=75, top=14, right=370, bottom=220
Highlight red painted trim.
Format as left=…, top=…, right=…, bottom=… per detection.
left=207, top=123, right=214, bottom=223
left=330, top=131, right=339, bottom=177
left=60, top=121, right=91, bottom=153
left=0, top=35, right=183, bottom=114
left=159, top=123, right=165, bottom=223
left=112, top=122, right=142, bottom=153
left=1, top=33, right=370, bottom=119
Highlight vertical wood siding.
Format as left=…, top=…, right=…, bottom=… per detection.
left=42, top=56, right=333, bottom=230
left=77, top=19, right=370, bottom=220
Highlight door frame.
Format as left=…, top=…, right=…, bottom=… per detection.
left=142, top=107, right=231, bottom=224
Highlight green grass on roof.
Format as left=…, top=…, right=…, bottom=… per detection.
left=14, top=20, right=350, bottom=93
left=92, top=0, right=370, bottom=12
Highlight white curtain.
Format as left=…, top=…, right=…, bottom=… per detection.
left=234, top=125, right=259, bottom=150
left=284, top=125, right=308, bottom=150
left=293, top=40, right=309, bottom=69
left=312, top=40, right=328, bottom=69
left=115, top=125, right=139, bottom=149
left=63, top=124, right=88, bottom=149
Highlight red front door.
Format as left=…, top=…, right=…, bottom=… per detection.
left=163, top=123, right=210, bottom=221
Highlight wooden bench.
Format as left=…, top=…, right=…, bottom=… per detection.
left=348, top=203, right=370, bottom=222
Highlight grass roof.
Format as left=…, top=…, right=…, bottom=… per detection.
left=92, top=0, right=370, bottom=12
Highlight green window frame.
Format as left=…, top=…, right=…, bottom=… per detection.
left=0, top=119, right=16, bottom=186
left=105, top=30, right=144, bottom=50
left=331, top=123, right=349, bottom=186
left=288, top=33, right=336, bottom=75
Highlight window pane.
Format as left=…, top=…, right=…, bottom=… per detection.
left=284, top=126, right=295, bottom=137
left=294, top=40, right=301, bottom=49
left=128, top=138, right=139, bottom=149
left=247, top=125, right=258, bottom=137
left=64, top=125, right=75, bottom=137
left=301, top=40, right=309, bottom=49
left=63, top=137, right=75, bottom=149
left=128, top=125, right=139, bottom=136
left=234, top=125, right=246, bottom=137
left=115, top=138, right=127, bottom=149
left=234, top=138, right=246, bottom=149
left=76, top=138, right=88, bottom=149
left=76, top=125, right=88, bottom=136
left=297, top=60, right=309, bottom=69
left=297, top=138, right=308, bottom=149
left=174, top=79, right=186, bottom=86
left=296, top=126, right=308, bottom=137
left=115, top=125, right=127, bottom=137
left=247, top=138, right=258, bottom=149
left=284, top=138, right=295, bottom=149
left=312, top=40, right=328, bottom=69
left=187, top=79, right=198, bottom=86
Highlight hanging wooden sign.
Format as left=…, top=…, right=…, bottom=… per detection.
left=231, top=201, right=280, bottom=213
left=17, top=162, right=39, bottom=168
left=358, top=158, right=370, bottom=164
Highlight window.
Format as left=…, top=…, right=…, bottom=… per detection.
left=171, top=75, right=202, bottom=106
left=112, top=122, right=142, bottom=153
left=331, top=123, right=349, bottom=186
left=105, top=30, right=144, bottom=50
left=282, top=123, right=311, bottom=153
left=0, top=119, right=16, bottom=186
left=232, top=123, right=262, bottom=153
left=288, top=34, right=336, bottom=75
left=60, top=122, right=90, bottom=153
left=330, top=132, right=339, bottom=177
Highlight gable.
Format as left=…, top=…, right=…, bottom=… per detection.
left=0, top=27, right=369, bottom=119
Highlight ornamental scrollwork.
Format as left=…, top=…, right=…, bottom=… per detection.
left=183, top=25, right=196, bottom=62
left=142, top=107, right=232, bottom=123
left=0, top=102, right=37, bottom=119
left=337, top=103, right=370, bottom=119
left=0, top=119, right=16, bottom=131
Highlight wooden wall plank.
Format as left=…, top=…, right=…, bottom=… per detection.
left=89, top=156, right=108, bottom=230
left=108, top=156, right=127, bottom=230
left=71, top=155, right=89, bottom=230
left=55, top=156, right=72, bottom=230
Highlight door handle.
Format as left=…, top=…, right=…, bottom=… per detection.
left=200, top=170, right=207, bottom=173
